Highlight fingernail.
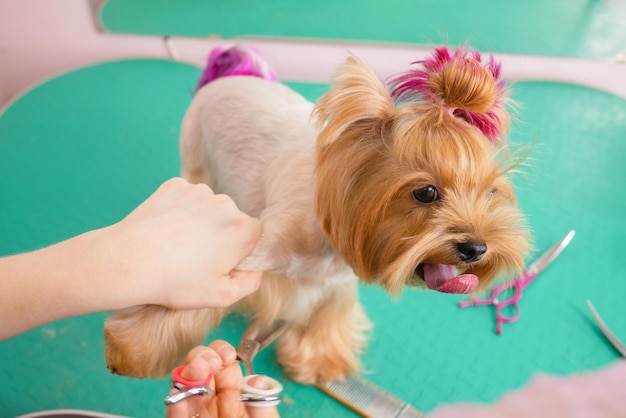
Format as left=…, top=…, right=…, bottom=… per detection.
left=248, top=375, right=272, bottom=390
left=219, top=345, right=237, bottom=362
left=199, top=351, right=221, bottom=367
left=187, top=356, right=205, bottom=373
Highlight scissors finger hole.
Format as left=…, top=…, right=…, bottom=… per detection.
left=242, top=374, right=283, bottom=396
left=171, top=365, right=212, bottom=388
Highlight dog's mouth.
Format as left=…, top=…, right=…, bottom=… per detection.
left=415, top=263, right=478, bottom=294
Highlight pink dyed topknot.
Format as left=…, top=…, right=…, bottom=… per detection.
left=388, top=46, right=508, bottom=143
left=196, top=46, right=277, bottom=92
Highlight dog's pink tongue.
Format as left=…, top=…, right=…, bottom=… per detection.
left=424, top=264, right=478, bottom=294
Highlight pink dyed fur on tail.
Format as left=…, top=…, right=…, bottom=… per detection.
left=196, top=46, right=277, bottom=91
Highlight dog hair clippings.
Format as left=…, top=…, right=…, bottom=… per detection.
left=196, top=46, right=278, bottom=91
left=388, top=46, right=508, bottom=143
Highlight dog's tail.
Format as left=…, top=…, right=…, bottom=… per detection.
left=196, top=46, right=278, bottom=91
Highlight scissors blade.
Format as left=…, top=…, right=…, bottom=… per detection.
left=587, top=300, right=626, bottom=357
left=237, top=318, right=288, bottom=375
left=254, top=319, right=288, bottom=351
left=525, top=230, right=576, bottom=277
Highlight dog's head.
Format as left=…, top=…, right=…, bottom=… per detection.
left=313, top=47, right=531, bottom=295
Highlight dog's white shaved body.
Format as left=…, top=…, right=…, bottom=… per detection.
left=181, top=76, right=356, bottom=322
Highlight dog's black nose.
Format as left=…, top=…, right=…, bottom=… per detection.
left=457, top=241, right=487, bottom=263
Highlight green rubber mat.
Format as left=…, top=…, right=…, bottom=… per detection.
left=99, top=0, right=626, bottom=59
left=0, top=58, right=625, bottom=417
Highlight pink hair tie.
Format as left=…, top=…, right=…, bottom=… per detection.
left=387, top=46, right=508, bottom=143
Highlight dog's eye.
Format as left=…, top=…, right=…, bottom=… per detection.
left=412, top=186, right=439, bottom=203
left=488, top=188, right=497, bottom=197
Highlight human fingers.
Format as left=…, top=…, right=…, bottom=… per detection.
left=148, top=178, right=197, bottom=207
left=182, top=193, right=260, bottom=275
left=166, top=394, right=193, bottom=418
left=159, top=177, right=196, bottom=196
left=231, top=269, right=262, bottom=292
left=215, top=361, right=248, bottom=418
left=244, top=375, right=281, bottom=418
left=205, top=340, right=248, bottom=418
left=203, top=193, right=260, bottom=236
left=226, top=270, right=263, bottom=302
left=210, top=198, right=262, bottom=260
left=206, top=340, right=239, bottom=365
left=165, top=355, right=214, bottom=418
left=156, top=186, right=259, bottom=269
left=196, top=271, right=262, bottom=309
left=125, top=178, right=210, bottom=222
left=183, top=345, right=224, bottom=371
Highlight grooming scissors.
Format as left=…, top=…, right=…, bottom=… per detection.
left=587, top=300, right=626, bottom=357
left=164, top=318, right=288, bottom=406
left=237, top=317, right=288, bottom=406
left=237, top=318, right=288, bottom=375
left=459, top=230, right=576, bottom=334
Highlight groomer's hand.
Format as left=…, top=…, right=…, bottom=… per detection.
left=107, top=177, right=262, bottom=309
left=0, top=178, right=262, bottom=340
left=166, top=340, right=280, bottom=418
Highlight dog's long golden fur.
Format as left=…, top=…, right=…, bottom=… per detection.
left=104, top=48, right=530, bottom=384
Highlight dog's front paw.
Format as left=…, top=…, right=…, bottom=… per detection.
left=276, top=324, right=363, bottom=384
left=277, top=332, right=356, bottom=383
left=276, top=302, right=371, bottom=384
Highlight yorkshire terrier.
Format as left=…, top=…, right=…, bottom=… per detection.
left=104, top=45, right=531, bottom=384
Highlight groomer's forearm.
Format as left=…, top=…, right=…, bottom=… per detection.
left=0, top=227, right=140, bottom=340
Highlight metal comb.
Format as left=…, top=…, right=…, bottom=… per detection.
left=317, top=375, right=425, bottom=418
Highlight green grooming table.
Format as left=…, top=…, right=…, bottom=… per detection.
left=100, top=0, right=626, bottom=59
left=0, top=55, right=624, bottom=417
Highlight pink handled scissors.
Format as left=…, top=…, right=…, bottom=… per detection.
left=460, top=230, right=576, bottom=334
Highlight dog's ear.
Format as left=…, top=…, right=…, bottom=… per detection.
left=313, top=54, right=395, bottom=148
